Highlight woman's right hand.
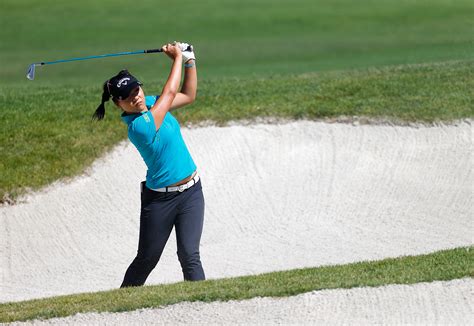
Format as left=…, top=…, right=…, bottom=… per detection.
left=162, top=42, right=182, bottom=61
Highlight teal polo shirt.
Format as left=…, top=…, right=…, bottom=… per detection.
left=121, top=95, right=197, bottom=189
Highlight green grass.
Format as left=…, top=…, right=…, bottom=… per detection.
left=0, top=1, right=472, bottom=322
left=0, top=0, right=473, bottom=84
left=190, top=60, right=474, bottom=123
left=1, top=0, right=473, bottom=201
left=0, top=246, right=472, bottom=323
left=1, top=60, right=473, bottom=202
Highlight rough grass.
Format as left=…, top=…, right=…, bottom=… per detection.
left=188, top=60, right=474, bottom=124
left=0, top=246, right=472, bottom=323
left=1, top=60, right=473, bottom=202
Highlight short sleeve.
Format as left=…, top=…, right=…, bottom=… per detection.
left=145, top=95, right=160, bottom=109
left=128, top=111, right=156, bottom=145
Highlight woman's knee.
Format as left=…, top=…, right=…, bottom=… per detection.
left=133, top=252, right=161, bottom=271
left=177, top=250, right=201, bottom=266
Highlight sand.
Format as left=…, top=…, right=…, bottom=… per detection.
left=11, top=278, right=473, bottom=325
left=1, top=120, right=472, bottom=322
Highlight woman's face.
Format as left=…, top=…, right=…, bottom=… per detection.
left=117, top=86, right=147, bottom=114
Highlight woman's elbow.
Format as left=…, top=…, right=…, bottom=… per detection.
left=163, top=88, right=178, bottom=100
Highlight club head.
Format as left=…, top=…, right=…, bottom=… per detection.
left=26, top=64, right=36, bottom=80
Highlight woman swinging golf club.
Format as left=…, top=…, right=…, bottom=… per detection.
left=93, top=42, right=205, bottom=287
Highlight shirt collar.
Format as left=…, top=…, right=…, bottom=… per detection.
left=121, top=111, right=147, bottom=125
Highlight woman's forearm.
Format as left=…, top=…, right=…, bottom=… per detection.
left=162, top=55, right=183, bottom=97
left=180, top=59, right=197, bottom=101
left=150, top=52, right=183, bottom=130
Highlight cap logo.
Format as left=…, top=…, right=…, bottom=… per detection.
left=117, top=77, right=131, bottom=88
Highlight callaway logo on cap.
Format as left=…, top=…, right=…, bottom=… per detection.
left=117, top=77, right=131, bottom=88
left=108, top=70, right=143, bottom=100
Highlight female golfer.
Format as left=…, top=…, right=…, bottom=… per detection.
left=93, top=42, right=205, bottom=287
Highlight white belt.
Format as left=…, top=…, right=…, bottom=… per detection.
left=152, top=174, right=200, bottom=193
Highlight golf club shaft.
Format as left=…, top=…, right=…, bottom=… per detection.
left=27, top=45, right=191, bottom=80
left=36, top=48, right=163, bottom=66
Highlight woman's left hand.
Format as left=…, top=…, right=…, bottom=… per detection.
left=178, top=42, right=195, bottom=63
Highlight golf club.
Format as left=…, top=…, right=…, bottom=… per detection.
left=26, top=45, right=192, bottom=80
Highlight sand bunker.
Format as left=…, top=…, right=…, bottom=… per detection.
left=1, top=121, right=472, bottom=303
left=12, top=278, right=473, bottom=325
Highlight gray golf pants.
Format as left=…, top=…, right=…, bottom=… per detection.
left=121, top=179, right=205, bottom=287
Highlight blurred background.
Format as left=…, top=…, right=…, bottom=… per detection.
left=1, top=0, right=473, bottom=85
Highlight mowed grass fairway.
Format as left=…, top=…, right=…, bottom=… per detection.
left=1, top=0, right=473, bottom=83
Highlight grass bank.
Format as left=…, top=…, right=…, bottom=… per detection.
left=0, top=246, right=472, bottom=323
left=1, top=60, right=473, bottom=202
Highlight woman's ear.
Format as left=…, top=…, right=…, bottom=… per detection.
left=113, top=101, right=124, bottom=112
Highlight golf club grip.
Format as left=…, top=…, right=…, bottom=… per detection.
left=145, top=45, right=192, bottom=54
left=144, top=48, right=164, bottom=53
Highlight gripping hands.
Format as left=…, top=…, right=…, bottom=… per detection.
left=175, top=41, right=195, bottom=63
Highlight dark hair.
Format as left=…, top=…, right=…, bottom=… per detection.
left=92, top=69, right=142, bottom=121
left=92, top=81, right=112, bottom=120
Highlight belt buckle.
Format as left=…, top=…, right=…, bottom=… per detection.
left=178, top=184, right=186, bottom=192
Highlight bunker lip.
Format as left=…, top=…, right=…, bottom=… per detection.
left=1, top=120, right=472, bottom=304
left=13, top=278, right=473, bottom=325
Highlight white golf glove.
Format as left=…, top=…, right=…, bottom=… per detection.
left=175, top=41, right=195, bottom=62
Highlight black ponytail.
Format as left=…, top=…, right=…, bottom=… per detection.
left=92, top=81, right=111, bottom=121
